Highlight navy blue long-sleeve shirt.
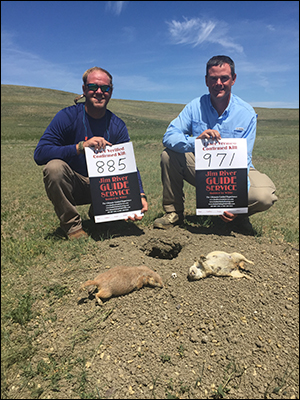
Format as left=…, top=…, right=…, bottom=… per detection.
left=34, top=103, right=144, bottom=192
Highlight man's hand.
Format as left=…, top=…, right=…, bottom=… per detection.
left=125, top=196, right=148, bottom=221
left=76, top=136, right=112, bottom=155
left=220, top=211, right=237, bottom=223
left=196, top=129, right=221, bottom=141
left=84, top=137, right=112, bottom=151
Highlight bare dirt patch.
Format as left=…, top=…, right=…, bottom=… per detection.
left=6, top=221, right=299, bottom=399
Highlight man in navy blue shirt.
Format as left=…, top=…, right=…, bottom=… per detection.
left=34, top=67, right=148, bottom=239
left=153, top=55, right=277, bottom=232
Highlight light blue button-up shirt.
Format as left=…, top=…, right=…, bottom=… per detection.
left=163, top=94, right=257, bottom=189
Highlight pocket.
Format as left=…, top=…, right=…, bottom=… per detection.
left=220, top=129, right=232, bottom=138
left=192, top=121, right=207, bottom=136
left=233, top=127, right=245, bottom=138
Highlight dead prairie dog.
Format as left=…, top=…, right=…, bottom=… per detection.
left=188, top=251, right=254, bottom=281
left=80, top=265, right=163, bottom=304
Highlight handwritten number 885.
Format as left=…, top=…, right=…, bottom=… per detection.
left=96, top=158, right=126, bottom=174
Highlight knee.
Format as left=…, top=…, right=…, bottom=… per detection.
left=160, top=148, right=183, bottom=167
left=258, top=193, right=277, bottom=211
left=43, top=159, right=68, bottom=183
left=160, top=149, right=170, bottom=166
left=249, top=189, right=278, bottom=214
left=248, top=170, right=278, bottom=213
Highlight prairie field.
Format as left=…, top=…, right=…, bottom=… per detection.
left=1, top=85, right=299, bottom=399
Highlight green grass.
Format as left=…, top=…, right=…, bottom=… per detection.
left=1, top=85, right=299, bottom=398
left=1, top=83, right=298, bottom=265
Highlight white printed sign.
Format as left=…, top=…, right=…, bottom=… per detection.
left=195, top=138, right=248, bottom=215
left=85, top=142, right=143, bottom=223
left=85, top=142, right=138, bottom=177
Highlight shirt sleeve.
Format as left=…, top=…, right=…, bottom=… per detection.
left=34, top=108, right=78, bottom=166
left=162, top=102, right=197, bottom=153
left=136, top=169, right=144, bottom=194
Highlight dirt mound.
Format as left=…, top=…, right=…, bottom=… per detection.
left=7, top=224, right=299, bottom=399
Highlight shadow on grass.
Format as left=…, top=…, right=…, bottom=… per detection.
left=44, top=227, right=68, bottom=241
left=84, top=219, right=145, bottom=241
left=183, top=215, right=258, bottom=237
left=44, top=215, right=259, bottom=242
left=44, top=219, right=145, bottom=242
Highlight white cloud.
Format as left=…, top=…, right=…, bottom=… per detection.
left=1, top=29, right=80, bottom=92
left=237, top=60, right=294, bottom=92
left=1, top=30, right=16, bottom=48
left=266, top=24, right=276, bottom=32
left=121, top=26, right=136, bottom=43
left=113, top=74, right=170, bottom=92
left=250, top=101, right=299, bottom=109
left=166, top=17, right=243, bottom=53
left=105, top=1, right=127, bottom=16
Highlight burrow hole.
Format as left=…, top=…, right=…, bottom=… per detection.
left=140, top=238, right=182, bottom=260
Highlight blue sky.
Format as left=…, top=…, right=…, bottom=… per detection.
left=1, top=1, right=299, bottom=108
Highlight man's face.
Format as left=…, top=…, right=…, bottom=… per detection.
left=205, top=63, right=236, bottom=104
left=82, top=70, right=112, bottom=111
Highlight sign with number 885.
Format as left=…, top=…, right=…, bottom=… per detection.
left=85, top=143, right=137, bottom=178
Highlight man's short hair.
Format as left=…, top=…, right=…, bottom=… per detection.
left=206, top=56, right=235, bottom=78
left=82, top=67, right=113, bottom=88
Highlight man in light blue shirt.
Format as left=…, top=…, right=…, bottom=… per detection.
left=154, top=55, right=277, bottom=233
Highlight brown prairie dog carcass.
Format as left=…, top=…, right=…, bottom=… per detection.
left=80, top=265, right=163, bottom=304
left=188, top=251, right=254, bottom=280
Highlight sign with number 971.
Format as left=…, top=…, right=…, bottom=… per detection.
left=195, top=138, right=247, bottom=170
left=195, top=138, right=248, bottom=215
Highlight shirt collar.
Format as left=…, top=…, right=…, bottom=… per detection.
left=209, top=94, right=233, bottom=119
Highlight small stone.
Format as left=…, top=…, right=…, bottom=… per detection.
left=201, top=335, right=208, bottom=344
left=190, top=333, right=198, bottom=343
left=128, top=386, right=134, bottom=394
left=139, top=316, right=147, bottom=325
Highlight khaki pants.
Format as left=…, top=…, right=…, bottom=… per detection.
left=160, top=148, right=278, bottom=216
left=43, top=159, right=91, bottom=234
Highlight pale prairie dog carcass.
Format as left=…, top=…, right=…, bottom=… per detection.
left=188, top=251, right=254, bottom=281
left=80, top=265, right=163, bottom=304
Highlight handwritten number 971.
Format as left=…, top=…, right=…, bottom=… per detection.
left=203, top=152, right=235, bottom=168
left=96, top=158, right=126, bottom=174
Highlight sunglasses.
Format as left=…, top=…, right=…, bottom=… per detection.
left=86, top=83, right=111, bottom=93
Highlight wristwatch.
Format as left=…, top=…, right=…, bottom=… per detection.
left=78, top=141, right=85, bottom=153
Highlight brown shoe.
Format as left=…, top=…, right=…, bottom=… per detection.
left=68, top=228, right=88, bottom=240
left=153, top=212, right=184, bottom=229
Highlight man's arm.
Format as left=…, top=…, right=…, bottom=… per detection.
left=162, top=101, right=197, bottom=153
left=34, top=108, right=78, bottom=166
